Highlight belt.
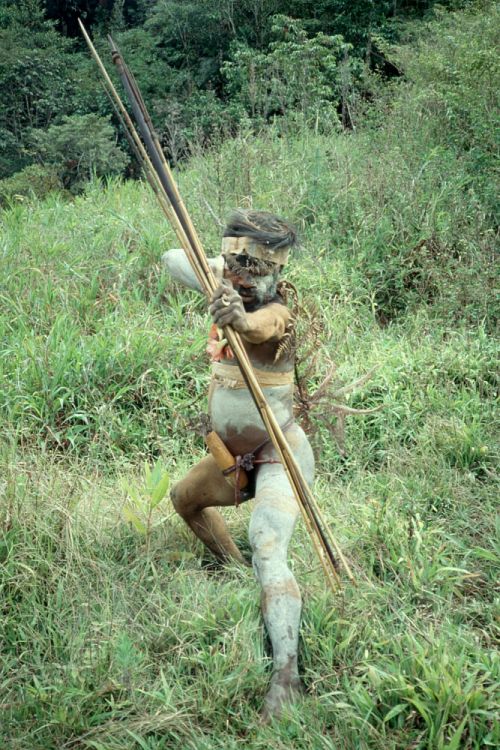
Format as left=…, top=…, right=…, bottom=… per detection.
left=211, top=362, right=293, bottom=389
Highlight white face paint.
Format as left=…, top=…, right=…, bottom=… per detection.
left=253, top=271, right=279, bottom=306
left=223, top=253, right=281, bottom=309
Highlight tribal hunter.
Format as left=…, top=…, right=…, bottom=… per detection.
left=162, top=209, right=315, bottom=719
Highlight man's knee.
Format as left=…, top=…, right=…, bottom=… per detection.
left=250, top=498, right=297, bottom=552
left=170, top=481, right=191, bottom=519
left=250, top=521, right=291, bottom=576
left=171, top=464, right=219, bottom=518
left=250, top=524, right=280, bottom=561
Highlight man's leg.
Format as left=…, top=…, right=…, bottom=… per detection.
left=248, top=425, right=315, bottom=719
left=171, top=455, right=247, bottom=564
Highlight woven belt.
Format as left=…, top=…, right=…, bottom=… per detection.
left=211, top=362, right=294, bottom=389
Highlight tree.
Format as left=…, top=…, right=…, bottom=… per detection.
left=0, top=1, right=78, bottom=177
left=30, top=113, right=129, bottom=191
left=223, top=16, right=349, bottom=125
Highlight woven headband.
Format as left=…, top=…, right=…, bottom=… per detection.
left=221, top=236, right=289, bottom=266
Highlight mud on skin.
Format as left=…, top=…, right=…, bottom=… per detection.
left=162, top=227, right=314, bottom=718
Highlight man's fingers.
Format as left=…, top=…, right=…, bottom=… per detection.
left=212, top=308, right=238, bottom=325
left=210, top=281, right=234, bottom=303
left=210, top=292, right=237, bottom=308
left=210, top=295, right=239, bottom=314
left=212, top=304, right=244, bottom=323
left=210, top=280, right=247, bottom=331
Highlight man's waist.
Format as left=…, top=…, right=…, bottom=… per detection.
left=211, top=362, right=294, bottom=389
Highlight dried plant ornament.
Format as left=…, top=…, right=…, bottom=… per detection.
left=291, top=300, right=383, bottom=456
left=274, top=279, right=299, bottom=362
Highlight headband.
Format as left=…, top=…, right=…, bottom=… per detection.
left=221, top=236, right=289, bottom=266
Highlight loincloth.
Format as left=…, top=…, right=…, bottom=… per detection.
left=220, top=416, right=294, bottom=505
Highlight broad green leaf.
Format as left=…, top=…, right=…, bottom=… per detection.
left=127, top=485, right=142, bottom=506
left=150, top=472, right=170, bottom=508
left=122, top=505, right=147, bottom=534
left=151, top=460, right=163, bottom=485
left=383, top=703, right=407, bottom=723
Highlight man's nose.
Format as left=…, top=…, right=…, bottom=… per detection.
left=239, top=277, right=256, bottom=288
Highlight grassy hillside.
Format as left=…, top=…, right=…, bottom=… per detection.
left=0, top=3, right=498, bottom=749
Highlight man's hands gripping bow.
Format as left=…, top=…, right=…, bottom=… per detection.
left=209, top=282, right=250, bottom=334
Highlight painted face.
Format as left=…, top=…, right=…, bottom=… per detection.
left=223, top=253, right=281, bottom=309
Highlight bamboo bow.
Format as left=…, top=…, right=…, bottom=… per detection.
left=79, top=19, right=355, bottom=592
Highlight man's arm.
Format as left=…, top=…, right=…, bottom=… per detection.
left=242, top=304, right=290, bottom=343
left=162, top=248, right=224, bottom=292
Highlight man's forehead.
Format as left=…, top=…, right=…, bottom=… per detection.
left=221, top=236, right=289, bottom=266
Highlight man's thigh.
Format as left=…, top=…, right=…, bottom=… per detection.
left=172, top=455, right=236, bottom=513
left=249, top=424, right=315, bottom=546
left=255, top=423, right=315, bottom=500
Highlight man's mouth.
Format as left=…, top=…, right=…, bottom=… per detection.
left=237, top=285, right=256, bottom=300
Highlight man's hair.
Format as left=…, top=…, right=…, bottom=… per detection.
left=223, top=209, right=299, bottom=251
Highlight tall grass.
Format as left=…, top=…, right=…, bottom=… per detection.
left=1, top=3, right=498, bottom=748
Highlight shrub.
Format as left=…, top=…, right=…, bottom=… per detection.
left=223, top=15, right=349, bottom=126
left=29, top=114, right=129, bottom=192
left=0, top=163, right=62, bottom=205
left=0, top=0, right=78, bottom=178
left=393, top=2, right=500, bottom=218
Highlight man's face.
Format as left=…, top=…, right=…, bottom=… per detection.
left=222, top=252, right=281, bottom=309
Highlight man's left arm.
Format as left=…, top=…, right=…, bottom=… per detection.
left=162, top=249, right=224, bottom=292
left=240, top=304, right=290, bottom=343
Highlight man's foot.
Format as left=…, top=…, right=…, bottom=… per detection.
left=200, top=553, right=251, bottom=571
left=261, top=669, right=304, bottom=722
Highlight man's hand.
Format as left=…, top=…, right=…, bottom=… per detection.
left=209, top=283, right=250, bottom=333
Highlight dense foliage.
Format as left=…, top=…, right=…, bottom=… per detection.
left=1, top=0, right=466, bottom=185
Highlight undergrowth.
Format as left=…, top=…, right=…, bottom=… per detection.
left=0, top=3, right=498, bottom=749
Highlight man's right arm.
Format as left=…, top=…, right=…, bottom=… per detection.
left=162, top=248, right=224, bottom=292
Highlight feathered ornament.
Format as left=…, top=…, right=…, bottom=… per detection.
left=206, top=324, right=234, bottom=362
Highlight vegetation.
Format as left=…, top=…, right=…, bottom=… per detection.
left=0, top=1, right=498, bottom=749
left=1, top=0, right=466, bottom=183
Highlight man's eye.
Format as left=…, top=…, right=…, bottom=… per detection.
left=235, top=254, right=251, bottom=267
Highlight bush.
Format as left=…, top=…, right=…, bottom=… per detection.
left=29, top=114, right=130, bottom=192
left=0, top=163, right=62, bottom=205
left=223, top=15, right=349, bottom=126
left=392, top=2, right=500, bottom=218
left=0, top=0, right=79, bottom=178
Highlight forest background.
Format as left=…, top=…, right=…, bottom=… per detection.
left=0, top=0, right=484, bottom=192
left=0, top=1, right=498, bottom=749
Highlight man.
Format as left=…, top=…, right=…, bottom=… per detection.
left=162, top=209, right=314, bottom=719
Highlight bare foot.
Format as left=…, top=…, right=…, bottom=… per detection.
left=201, top=553, right=251, bottom=571
left=261, top=669, right=304, bottom=722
